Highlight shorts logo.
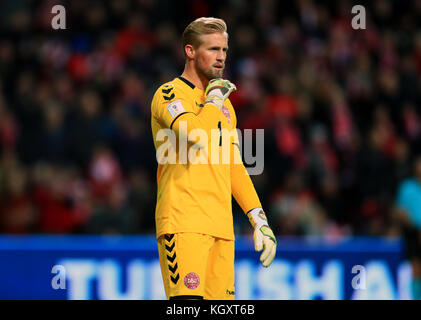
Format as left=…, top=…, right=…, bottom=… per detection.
left=184, top=272, right=200, bottom=290
left=226, top=289, right=235, bottom=296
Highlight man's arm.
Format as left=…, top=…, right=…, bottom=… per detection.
left=230, top=142, right=262, bottom=212
left=230, top=131, right=277, bottom=268
left=152, top=80, right=237, bottom=146
left=152, top=86, right=221, bottom=138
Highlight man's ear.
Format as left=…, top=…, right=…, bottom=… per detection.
left=185, top=44, right=195, bottom=60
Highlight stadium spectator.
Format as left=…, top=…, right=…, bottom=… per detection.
left=395, top=156, right=421, bottom=300
left=0, top=0, right=419, bottom=240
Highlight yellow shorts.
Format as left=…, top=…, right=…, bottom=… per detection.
left=157, top=232, right=235, bottom=300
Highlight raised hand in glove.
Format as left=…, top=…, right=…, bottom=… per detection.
left=204, top=78, right=236, bottom=109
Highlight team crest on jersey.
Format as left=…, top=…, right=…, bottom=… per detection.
left=166, top=99, right=185, bottom=118
left=221, top=105, right=231, bottom=125
left=221, top=105, right=231, bottom=119
left=184, top=272, right=200, bottom=290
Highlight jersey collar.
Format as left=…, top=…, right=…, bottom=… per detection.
left=177, top=76, right=206, bottom=94
left=177, top=76, right=195, bottom=89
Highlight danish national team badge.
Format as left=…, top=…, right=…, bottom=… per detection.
left=184, top=272, right=200, bottom=290
left=221, top=106, right=231, bottom=125
left=221, top=106, right=231, bottom=119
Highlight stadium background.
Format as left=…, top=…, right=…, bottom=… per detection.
left=0, top=0, right=420, bottom=299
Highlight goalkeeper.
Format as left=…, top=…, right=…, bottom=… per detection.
left=151, top=17, right=276, bottom=300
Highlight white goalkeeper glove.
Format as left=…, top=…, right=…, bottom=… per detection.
left=247, top=208, right=277, bottom=267
left=205, top=78, right=236, bottom=109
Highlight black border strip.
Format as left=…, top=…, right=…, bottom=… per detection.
left=169, top=295, right=204, bottom=300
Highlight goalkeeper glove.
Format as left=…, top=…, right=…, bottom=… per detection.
left=205, top=78, right=236, bottom=109
left=247, top=208, right=277, bottom=267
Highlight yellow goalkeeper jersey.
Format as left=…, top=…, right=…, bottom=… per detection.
left=151, top=76, right=261, bottom=240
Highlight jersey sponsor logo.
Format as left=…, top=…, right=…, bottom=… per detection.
left=184, top=272, right=200, bottom=290
left=166, top=99, right=185, bottom=118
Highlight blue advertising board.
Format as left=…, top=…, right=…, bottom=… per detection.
left=0, top=235, right=412, bottom=300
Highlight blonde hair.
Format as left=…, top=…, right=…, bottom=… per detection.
left=182, top=17, right=227, bottom=50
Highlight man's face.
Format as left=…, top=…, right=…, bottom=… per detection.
left=193, top=32, right=228, bottom=80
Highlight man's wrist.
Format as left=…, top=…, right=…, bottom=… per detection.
left=205, top=94, right=224, bottom=108
left=247, top=207, right=268, bottom=229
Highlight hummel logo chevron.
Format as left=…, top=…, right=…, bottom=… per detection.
left=167, top=252, right=176, bottom=263
left=165, top=234, right=174, bottom=242
left=165, top=242, right=175, bottom=252
left=162, top=88, right=173, bottom=94
left=163, top=93, right=175, bottom=101
left=168, top=263, right=178, bottom=274
left=170, top=273, right=179, bottom=284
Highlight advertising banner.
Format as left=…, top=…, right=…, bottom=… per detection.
left=0, top=235, right=411, bottom=300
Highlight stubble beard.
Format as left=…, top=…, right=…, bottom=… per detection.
left=197, top=64, right=224, bottom=81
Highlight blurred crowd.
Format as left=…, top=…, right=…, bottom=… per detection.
left=0, top=0, right=421, bottom=237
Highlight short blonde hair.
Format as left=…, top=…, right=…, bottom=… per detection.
left=182, top=17, right=227, bottom=49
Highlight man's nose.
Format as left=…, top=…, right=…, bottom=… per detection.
left=216, top=49, right=226, bottom=61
